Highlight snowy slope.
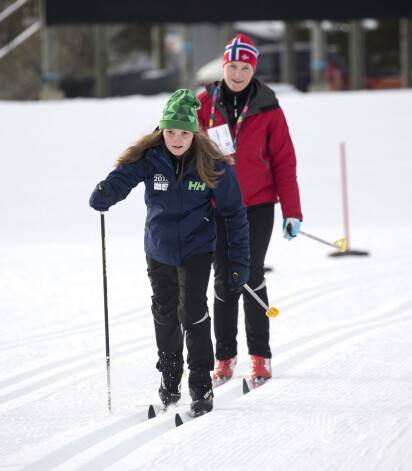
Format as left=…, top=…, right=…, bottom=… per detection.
left=1, top=89, right=412, bottom=471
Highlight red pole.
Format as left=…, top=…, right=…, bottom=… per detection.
left=340, top=142, right=350, bottom=250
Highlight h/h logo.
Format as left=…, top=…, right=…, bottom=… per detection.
left=188, top=181, right=206, bottom=191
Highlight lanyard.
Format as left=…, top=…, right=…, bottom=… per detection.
left=208, top=83, right=250, bottom=151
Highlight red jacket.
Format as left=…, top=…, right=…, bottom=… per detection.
left=197, top=79, right=302, bottom=220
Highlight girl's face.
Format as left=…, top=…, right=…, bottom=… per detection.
left=163, top=129, right=194, bottom=156
left=223, top=61, right=254, bottom=92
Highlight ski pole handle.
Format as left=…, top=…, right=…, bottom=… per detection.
left=233, top=273, right=279, bottom=318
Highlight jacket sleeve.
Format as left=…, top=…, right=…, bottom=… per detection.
left=89, top=159, right=146, bottom=211
left=212, top=163, right=250, bottom=265
left=267, top=108, right=303, bottom=221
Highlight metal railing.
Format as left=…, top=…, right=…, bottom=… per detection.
left=0, top=0, right=41, bottom=61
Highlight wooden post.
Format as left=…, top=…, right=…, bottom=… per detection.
left=400, top=18, right=412, bottom=88
left=93, top=24, right=108, bottom=98
left=282, top=22, right=295, bottom=87
left=349, top=21, right=365, bottom=90
left=309, top=21, right=327, bottom=91
left=151, top=24, right=165, bottom=69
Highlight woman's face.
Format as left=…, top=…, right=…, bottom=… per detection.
left=163, top=129, right=194, bottom=156
left=223, top=61, right=254, bottom=92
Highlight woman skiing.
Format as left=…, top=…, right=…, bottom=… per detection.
left=197, top=34, right=303, bottom=386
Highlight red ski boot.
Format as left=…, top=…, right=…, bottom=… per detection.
left=250, top=355, right=271, bottom=388
left=212, top=356, right=237, bottom=386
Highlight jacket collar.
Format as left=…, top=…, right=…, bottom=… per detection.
left=149, top=145, right=196, bottom=176
left=205, top=78, right=279, bottom=117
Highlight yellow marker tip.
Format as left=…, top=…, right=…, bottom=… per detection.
left=266, top=307, right=279, bottom=318
left=334, top=238, right=347, bottom=252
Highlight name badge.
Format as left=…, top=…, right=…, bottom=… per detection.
left=207, top=124, right=235, bottom=155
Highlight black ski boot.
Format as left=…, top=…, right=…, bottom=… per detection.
left=159, top=374, right=182, bottom=407
left=189, top=385, right=214, bottom=417
left=156, top=355, right=183, bottom=408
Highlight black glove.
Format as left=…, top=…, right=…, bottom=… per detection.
left=89, top=181, right=110, bottom=212
left=228, top=263, right=249, bottom=292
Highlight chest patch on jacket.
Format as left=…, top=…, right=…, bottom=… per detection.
left=188, top=181, right=206, bottom=191
left=154, top=173, right=169, bottom=191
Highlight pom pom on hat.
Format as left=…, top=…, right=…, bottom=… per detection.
left=223, top=34, right=259, bottom=71
left=159, top=89, right=201, bottom=133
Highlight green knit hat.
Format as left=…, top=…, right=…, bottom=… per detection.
left=159, top=89, right=201, bottom=133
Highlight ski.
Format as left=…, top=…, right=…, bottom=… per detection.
left=175, top=408, right=212, bottom=427
left=148, top=404, right=156, bottom=419
left=243, top=377, right=270, bottom=394
left=147, top=403, right=176, bottom=419
left=212, top=375, right=231, bottom=388
left=176, top=377, right=269, bottom=426
left=253, top=377, right=270, bottom=389
left=175, top=413, right=184, bottom=427
left=175, top=411, right=192, bottom=427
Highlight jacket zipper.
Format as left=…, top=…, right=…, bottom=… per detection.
left=154, top=149, right=183, bottom=263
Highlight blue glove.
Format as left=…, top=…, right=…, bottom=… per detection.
left=228, top=263, right=249, bottom=292
left=283, top=218, right=301, bottom=240
left=89, top=182, right=110, bottom=212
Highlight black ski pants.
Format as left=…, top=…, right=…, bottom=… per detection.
left=146, top=253, right=214, bottom=389
left=213, top=204, right=274, bottom=360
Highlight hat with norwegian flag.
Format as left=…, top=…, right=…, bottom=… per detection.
left=223, top=34, right=259, bottom=71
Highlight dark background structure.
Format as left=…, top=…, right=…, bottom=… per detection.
left=45, top=0, right=412, bottom=24
left=1, top=0, right=411, bottom=100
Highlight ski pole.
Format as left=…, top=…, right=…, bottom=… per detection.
left=299, top=230, right=347, bottom=252
left=234, top=273, right=279, bottom=318
left=100, top=212, right=112, bottom=413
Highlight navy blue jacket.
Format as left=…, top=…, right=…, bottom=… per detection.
left=90, top=145, right=249, bottom=267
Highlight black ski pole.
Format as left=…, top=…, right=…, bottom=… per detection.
left=100, top=212, right=112, bottom=413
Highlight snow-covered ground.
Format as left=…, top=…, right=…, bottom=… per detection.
left=1, top=88, right=412, bottom=470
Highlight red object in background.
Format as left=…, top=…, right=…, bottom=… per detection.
left=325, top=61, right=347, bottom=90
left=365, top=76, right=403, bottom=89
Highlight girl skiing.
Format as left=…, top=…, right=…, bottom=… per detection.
left=89, top=89, right=249, bottom=416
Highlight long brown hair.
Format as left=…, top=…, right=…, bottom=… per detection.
left=115, top=130, right=234, bottom=189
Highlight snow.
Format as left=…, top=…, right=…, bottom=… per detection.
left=1, top=88, right=412, bottom=470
